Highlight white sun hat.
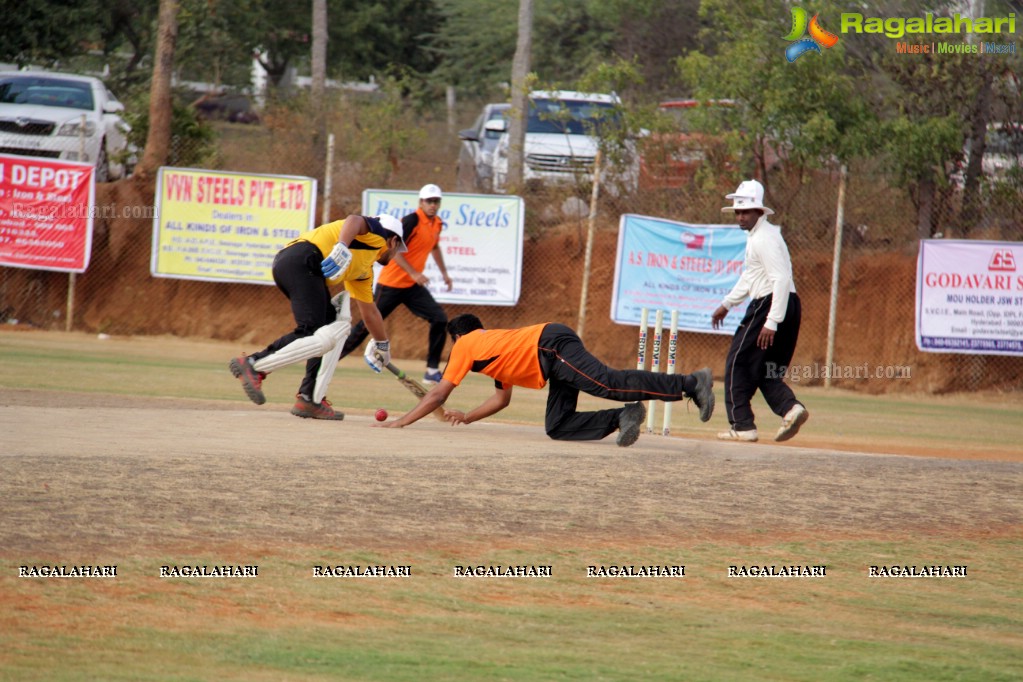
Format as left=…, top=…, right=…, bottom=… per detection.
left=721, top=179, right=774, bottom=215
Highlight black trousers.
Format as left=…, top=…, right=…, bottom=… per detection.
left=340, top=284, right=448, bottom=367
left=723, top=293, right=802, bottom=431
left=249, top=241, right=336, bottom=398
left=537, top=324, right=697, bottom=441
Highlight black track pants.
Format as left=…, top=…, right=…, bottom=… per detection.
left=249, top=241, right=336, bottom=398
left=537, top=324, right=696, bottom=441
left=722, top=293, right=802, bottom=431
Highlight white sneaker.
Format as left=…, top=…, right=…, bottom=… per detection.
left=775, top=404, right=808, bottom=442
left=717, top=429, right=758, bottom=442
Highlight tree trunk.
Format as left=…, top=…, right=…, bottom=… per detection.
left=916, top=175, right=936, bottom=239
left=506, top=0, right=533, bottom=194
left=137, top=0, right=179, bottom=178
left=959, top=67, right=993, bottom=234
left=310, top=0, right=328, bottom=181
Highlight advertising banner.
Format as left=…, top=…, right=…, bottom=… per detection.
left=611, top=214, right=748, bottom=334
left=362, top=189, right=524, bottom=306
left=0, top=154, right=94, bottom=273
left=152, top=167, right=316, bottom=284
left=916, top=239, right=1023, bottom=356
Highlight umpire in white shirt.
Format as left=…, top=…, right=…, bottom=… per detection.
left=711, top=180, right=808, bottom=442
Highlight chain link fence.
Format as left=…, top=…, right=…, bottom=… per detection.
left=2, top=99, right=1021, bottom=396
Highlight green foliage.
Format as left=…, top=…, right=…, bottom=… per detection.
left=0, top=0, right=100, bottom=67
left=428, top=0, right=519, bottom=95
left=328, top=0, right=443, bottom=82
left=676, top=0, right=876, bottom=178
left=176, top=0, right=257, bottom=88
left=332, top=76, right=427, bottom=186
left=879, top=115, right=963, bottom=188
left=427, top=0, right=691, bottom=97
left=123, top=91, right=219, bottom=168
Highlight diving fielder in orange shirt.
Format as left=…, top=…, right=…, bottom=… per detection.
left=377, top=313, right=715, bottom=447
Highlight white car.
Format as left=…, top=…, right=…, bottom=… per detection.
left=456, top=102, right=510, bottom=192
left=0, top=71, right=135, bottom=181
left=491, top=90, right=638, bottom=194
left=951, top=121, right=1023, bottom=189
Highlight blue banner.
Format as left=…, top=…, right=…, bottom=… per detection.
left=611, top=214, right=749, bottom=334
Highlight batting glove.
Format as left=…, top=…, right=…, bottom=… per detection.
left=364, top=339, right=390, bottom=373
left=320, top=242, right=352, bottom=279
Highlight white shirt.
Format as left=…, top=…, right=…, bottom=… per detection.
left=721, top=215, right=796, bottom=331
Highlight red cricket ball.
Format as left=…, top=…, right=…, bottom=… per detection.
left=374, top=408, right=388, bottom=422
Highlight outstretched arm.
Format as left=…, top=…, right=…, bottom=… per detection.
left=381, top=379, right=457, bottom=428
left=444, top=385, right=513, bottom=425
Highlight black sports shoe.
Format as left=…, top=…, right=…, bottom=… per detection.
left=616, top=402, right=646, bottom=447
left=690, top=367, right=714, bottom=422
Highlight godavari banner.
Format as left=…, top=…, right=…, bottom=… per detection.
left=916, top=239, right=1023, bottom=356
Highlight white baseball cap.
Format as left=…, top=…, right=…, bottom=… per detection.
left=374, top=214, right=408, bottom=252
left=418, top=184, right=443, bottom=200
left=721, top=179, right=774, bottom=215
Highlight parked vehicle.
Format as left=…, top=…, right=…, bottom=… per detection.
left=638, top=99, right=739, bottom=190
left=0, top=71, right=135, bottom=181
left=490, top=90, right=638, bottom=194
left=951, top=121, right=1023, bottom=189
left=979, top=121, right=1022, bottom=181
left=456, top=102, right=510, bottom=192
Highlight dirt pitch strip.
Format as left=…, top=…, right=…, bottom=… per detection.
left=2, top=392, right=1021, bottom=556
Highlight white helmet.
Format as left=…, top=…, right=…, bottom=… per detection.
left=375, top=214, right=407, bottom=252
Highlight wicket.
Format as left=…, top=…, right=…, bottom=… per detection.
left=636, top=307, right=680, bottom=435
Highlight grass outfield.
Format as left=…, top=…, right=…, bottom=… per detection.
left=2, top=540, right=1021, bottom=681
left=1, top=329, right=1022, bottom=681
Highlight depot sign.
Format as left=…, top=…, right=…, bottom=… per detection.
left=0, top=154, right=95, bottom=273
left=916, top=239, right=1023, bottom=356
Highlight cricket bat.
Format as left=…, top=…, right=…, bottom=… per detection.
left=382, top=360, right=447, bottom=422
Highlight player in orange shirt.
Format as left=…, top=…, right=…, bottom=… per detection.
left=378, top=314, right=715, bottom=447
left=339, top=184, right=453, bottom=383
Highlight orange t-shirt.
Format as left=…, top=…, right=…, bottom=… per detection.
left=442, top=325, right=547, bottom=389
left=377, top=209, right=442, bottom=288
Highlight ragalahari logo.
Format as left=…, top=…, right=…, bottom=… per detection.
left=783, top=7, right=840, bottom=62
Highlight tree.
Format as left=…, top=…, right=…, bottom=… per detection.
left=0, top=0, right=158, bottom=76
left=174, top=0, right=254, bottom=89
left=137, top=0, right=180, bottom=177
left=311, top=0, right=328, bottom=181
left=676, top=0, right=875, bottom=206
left=506, top=0, right=534, bottom=193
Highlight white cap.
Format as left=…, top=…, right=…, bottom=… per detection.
left=721, top=179, right=774, bottom=215
left=418, top=183, right=443, bottom=200
left=374, top=214, right=407, bottom=252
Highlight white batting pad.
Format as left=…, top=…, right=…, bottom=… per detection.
left=253, top=318, right=351, bottom=374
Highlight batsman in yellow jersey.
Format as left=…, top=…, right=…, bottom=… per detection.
left=230, top=214, right=406, bottom=419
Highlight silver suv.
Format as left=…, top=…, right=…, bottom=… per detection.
left=490, top=90, right=638, bottom=194
left=456, top=102, right=510, bottom=192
